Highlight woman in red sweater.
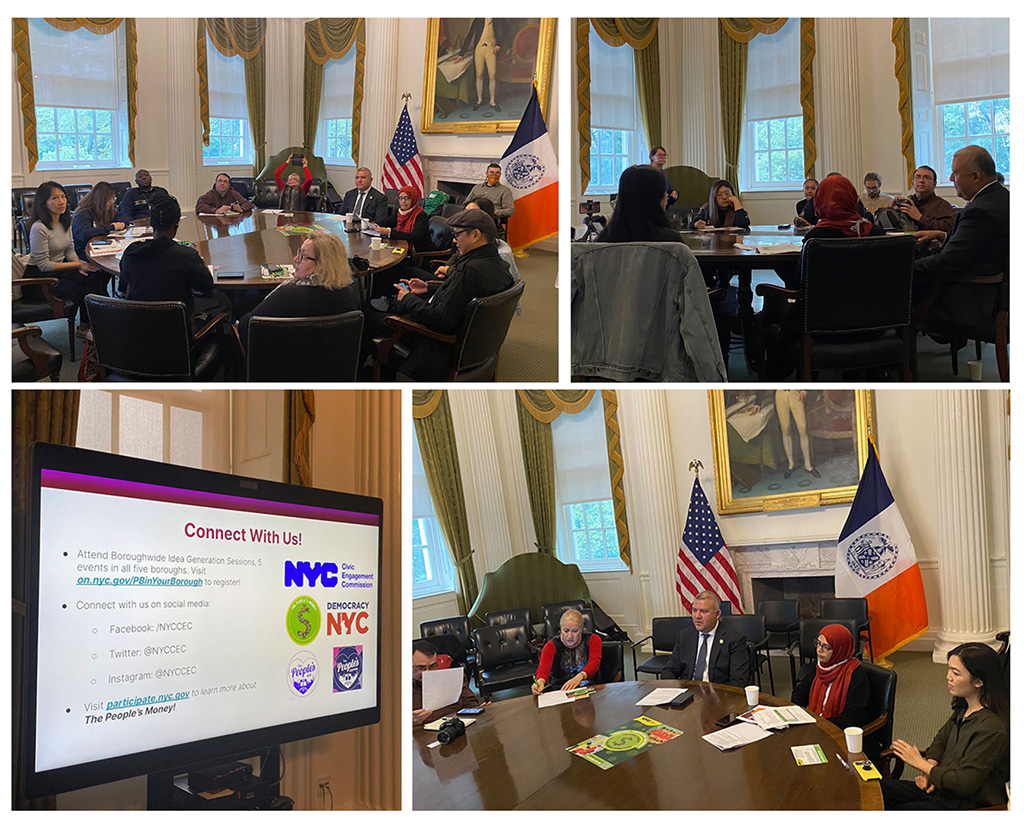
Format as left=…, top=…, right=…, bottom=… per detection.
left=531, top=609, right=602, bottom=694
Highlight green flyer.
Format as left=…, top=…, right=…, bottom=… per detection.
left=566, top=715, right=684, bottom=770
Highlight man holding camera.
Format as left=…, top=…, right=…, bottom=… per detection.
left=882, top=165, right=955, bottom=233
left=413, top=640, right=479, bottom=726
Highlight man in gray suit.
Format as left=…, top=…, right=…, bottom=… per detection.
left=340, top=167, right=388, bottom=224
left=661, top=591, right=749, bottom=688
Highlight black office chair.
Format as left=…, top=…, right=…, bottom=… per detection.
left=230, top=176, right=256, bottom=200
left=84, top=295, right=227, bottom=381
left=410, top=215, right=454, bottom=267
left=13, top=325, right=62, bottom=381
left=305, top=180, right=324, bottom=212
left=245, top=312, right=363, bottom=382
left=109, top=181, right=131, bottom=204
left=542, top=607, right=600, bottom=643
left=12, top=276, right=80, bottom=361
left=859, top=661, right=897, bottom=763
left=795, top=619, right=862, bottom=667
left=719, top=600, right=733, bottom=616
left=253, top=179, right=280, bottom=209
left=599, top=638, right=625, bottom=684
left=440, top=202, right=465, bottom=219
left=473, top=623, right=538, bottom=700
left=820, top=598, right=873, bottom=662
left=758, top=600, right=800, bottom=688
left=755, top=235, right=917, bottom=381
left=375, top=280, right=524, bottom=382
left=721, top=614, right=771, bottom=692
left=485, top=607, right=534, bottom=637
left=325, top=181, right=345, bottom=214
left=420, top=616, right=477, bottom=683
left=18, top=194, right=37, bottom=252
left=631, top=616, right=692, bottom=679
left=12, top=186, right=35, bottom=252
left=540, top=600, right=588, bottom=639
left=66, top=184, right=93, bottom=213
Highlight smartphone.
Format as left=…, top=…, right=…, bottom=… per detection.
left=218, top=271, right=245, bottom=279
left=457, top=708, right=484, bottom=715
left=715, top=713, right=737, bottom=727
left=396, top=282, right=410, bottom=292
left=670, top=691, right=694, bottom=707
left=292, top=153, right=304, bottom=166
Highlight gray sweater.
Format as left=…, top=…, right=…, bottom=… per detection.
left=29, top=220, right=76, bottom=273
left=467, top=182, right=515, bottom=217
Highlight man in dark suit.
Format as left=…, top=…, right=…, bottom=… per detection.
left=913, top=145, right=1008, bottom=328
left=661, top=591, right=749, bottom=688
left=339, top=167, right=388, bottom=224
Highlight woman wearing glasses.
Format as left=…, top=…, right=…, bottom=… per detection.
left=790, top=623, right=871, bottom=729
left=236, top=231, right=359, bottom=346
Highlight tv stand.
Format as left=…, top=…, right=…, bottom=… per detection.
left=147, top=746, right=291, bottom=810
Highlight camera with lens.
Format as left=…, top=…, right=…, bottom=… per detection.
left=436, top=716, right=466, bottom=745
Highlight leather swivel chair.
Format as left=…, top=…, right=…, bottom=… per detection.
left=473, top=622, right=538, bottom=700
left=631, top=616, right=692, bottom=678
left=12, top=275, right=80, bottom=361
left=245, top=312, right=363, bottom=382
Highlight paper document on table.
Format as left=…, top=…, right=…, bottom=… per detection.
left=702, top=721, right=773, bottom=750
left=362, top=227, right=383, bottom=237
left=261, top=209, right=283, bottom=215
left=538, top=688, right=594, bottom=708
left=791, top=744, right=828, bottom=765
left=420, top=667, right=466, bottom=711
left=635, top=688, right=685, bottom=707
left=753, top=243, right=802, bottom=254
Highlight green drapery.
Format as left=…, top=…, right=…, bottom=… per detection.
left=283, top=391, right=315, bottom=486
left=800, top=19, right=817, bottom=179
left=302, top=19, right=365, bottom=164
left=14, top=18, right=138, bottom=172
left=198, top=19, right=268, bottom=175
left=412, top=391, right=478, bottom=615
left=717, top=22, right=748, bottom=192
left=576, top=19, right=660, bottom=196
left=516, top=390, right=632, bottom=572
left=12, top=392, right=80, bottom=809
left=720, top=18, right=787, bottom=43
left=892, top=18, right=915, bottom=189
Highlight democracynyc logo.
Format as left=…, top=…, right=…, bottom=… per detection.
left=846, top=532, right=899, bottom=580
left=506, top=154, right=546, bottom=189
left=286, top=595, right=321, bottom=646
left=333, top=646, right=363, bottom=692
left=288, top=651, right=319, bottom=696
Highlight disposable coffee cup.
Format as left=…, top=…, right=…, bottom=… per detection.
left=370, top=236, right=382, bottom=251
left=745, top=685, right=759, bottom=707
left=845, top=726, right=863, bottom=754
left=968, top=360, right=983, bottom=381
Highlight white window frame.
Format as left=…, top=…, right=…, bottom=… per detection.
left=936, top=98, right=1009, bottom=183
left=318, top=117, right=354, bottom=166
left=744, top=115, right=805, bottom=190
left=202, top=37, right=254, bottom=168
left=557, top=497, right=626, bottom=573
left=412, top=516, right=456, bottom=599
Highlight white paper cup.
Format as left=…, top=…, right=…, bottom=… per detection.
left=745, top=685, right=759, bottom=707
left=370, top=237, right=382, bottom=251
left=844, top=726, right=863, bottom=754
left=968, top=360, right=983, bottom=381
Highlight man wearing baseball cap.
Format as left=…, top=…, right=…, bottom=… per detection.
left=372, top=208, right=514, bottom=379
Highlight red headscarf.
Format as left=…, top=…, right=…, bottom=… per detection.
left=396, top=185, right=424, bottom=235
left=808, top=623, right=861, bottom=719
left=814, top=175, right=873, bottom=237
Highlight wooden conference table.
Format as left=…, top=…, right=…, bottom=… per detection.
left=87, top=209, right=408, bottom=292
left=680, top=224, right=807, bottom=373
left=413, top=680, right=882, bottom=811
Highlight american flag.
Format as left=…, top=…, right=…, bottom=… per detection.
left=381, top=104, right=423, bottom=195
left=676, top=477, right=744, bottom=614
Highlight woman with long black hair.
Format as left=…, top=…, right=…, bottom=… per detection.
left=597, top=164, right=682, bottom=244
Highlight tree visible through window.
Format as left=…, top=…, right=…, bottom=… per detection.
left=938, top=99, right=1009, bottom=179
left=203, top=118, right=248, bottom=163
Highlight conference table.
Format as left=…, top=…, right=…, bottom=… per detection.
left=87, top=210, right=408, bottom=301
left=413, top=680, right=882, bottom=810
left=679, top=224, right=807, bottom=374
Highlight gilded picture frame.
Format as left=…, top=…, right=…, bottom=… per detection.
left=708, top=390, right=876, bottom=515
left=422, top=18, right=555, bottom=134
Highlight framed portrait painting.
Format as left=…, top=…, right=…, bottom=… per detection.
left=708, top=390, right=876, bottom=515
left=422, top=18, right=555, bottom=134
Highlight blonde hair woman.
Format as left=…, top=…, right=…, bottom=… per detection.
left=237, top=231, right=359, bottom=345
left=532, top=609, right=603, bottom=694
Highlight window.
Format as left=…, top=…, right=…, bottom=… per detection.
left=29, top=19, right=129, bottom=170
left=316, top=51, right=356, bottom=165
left=412, top=425, right=456, bottom=599
left=203, top=37, right=253, bottom=166
left=551, top=395, right=627, bottom=573
left=741, top=19, right=803, bottom=190
left=913, top=19, right=1009, bottom=182
left=586, top=31, right=648, bottom=194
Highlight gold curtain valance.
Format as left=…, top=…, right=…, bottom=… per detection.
left=590, top=18, right=658, bottom=50
left=517, top=390, right=595, bottom=423
left=412, top=390, right=444, bottom=419
left=720, top=18, right=787, bottom=43
left=305, top=18, right=361, bottom=64
left=204, top=17, right=266, bottom=60
left=43, top=18, right=122, bottom=34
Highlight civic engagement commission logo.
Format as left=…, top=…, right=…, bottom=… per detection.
left=286, top=595, right=321, bottom=646
left=333, top=646, right=363, bottom=692
left=288, top=651, right=319, bottom=696
left=846, top=532, right=899, bottom=580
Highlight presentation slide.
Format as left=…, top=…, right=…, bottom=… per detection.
left=33, top=469, right=379, bottom=773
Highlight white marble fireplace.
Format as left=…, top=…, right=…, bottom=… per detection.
left=731, top=539, right=838, bottom=615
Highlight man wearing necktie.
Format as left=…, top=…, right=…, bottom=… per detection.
left=340, top=167, right=388, bottom=224
left=661, top=591, right=749, bottom=688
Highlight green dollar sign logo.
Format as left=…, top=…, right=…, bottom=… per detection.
left=286, top=596, right=321, bottom=645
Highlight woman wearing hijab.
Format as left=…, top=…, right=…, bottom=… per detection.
left=791, top=623, right=871, bottom=729
left=371, top=185, right=429, bottom=253
left=531, top=609, right=602, bottom=694
left=882, top=643, right=1009, bottom=810
left=690, top=180, right=751, bottom=230
left=803, top=175, right=884, bottom=240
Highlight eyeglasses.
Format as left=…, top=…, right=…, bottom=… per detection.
left=814, top=640, right=833, bottom=652
left=452, top=229, right=472, bottom=239
left=296, top=251, right=318, bottom=262
left=412, top=662, right=439, bottom=672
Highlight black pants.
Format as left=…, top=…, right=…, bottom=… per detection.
left=880, top=778, right=978, bottom=810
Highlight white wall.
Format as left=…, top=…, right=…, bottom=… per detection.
left=413, top=390, right=1010, bottom=655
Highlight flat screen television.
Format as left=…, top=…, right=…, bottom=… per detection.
left=23, top=443, right=382, bottom=798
